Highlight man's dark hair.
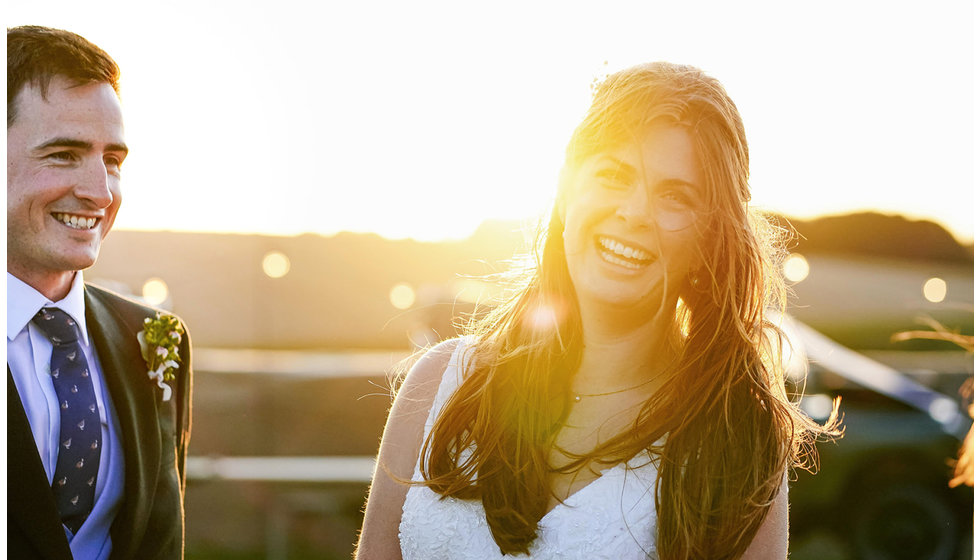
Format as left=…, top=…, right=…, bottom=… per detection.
left=7, top=25, right=120, bottom=126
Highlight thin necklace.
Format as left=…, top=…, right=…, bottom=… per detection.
left=572, top=375, right=659, bottom=403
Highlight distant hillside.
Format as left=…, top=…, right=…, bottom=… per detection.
left=471, top=212, right=974, bottom=263
left=780, top=212, right=972, bottom=263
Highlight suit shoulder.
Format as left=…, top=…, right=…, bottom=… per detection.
left=84, top=282, right=188, bottom=326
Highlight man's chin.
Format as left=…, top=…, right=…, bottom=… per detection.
left=48, top=249, right=101, bottom=274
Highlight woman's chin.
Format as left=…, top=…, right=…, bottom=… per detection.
left=579, top=288, right=668, bottom=317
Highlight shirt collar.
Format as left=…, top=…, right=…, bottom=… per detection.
left=7, top=271, right=89, bottom=345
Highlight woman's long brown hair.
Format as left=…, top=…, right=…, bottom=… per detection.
left=417, top=62, right=841, bottom=558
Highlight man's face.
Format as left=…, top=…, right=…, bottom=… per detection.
left=7, top=76, right=127, bottom=295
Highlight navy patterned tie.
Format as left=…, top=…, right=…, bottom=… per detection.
left=31, top=307, right=102, bottom=534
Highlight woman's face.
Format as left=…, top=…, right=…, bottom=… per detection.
left=561, top=124, right=705, bottom=316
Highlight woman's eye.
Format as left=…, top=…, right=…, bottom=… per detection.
left=595, top=168, right=630, bottom=189
left=659, top=189, right=693, bottom=207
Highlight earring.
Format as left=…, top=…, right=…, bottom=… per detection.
left=688, top=269, right=705, bottom=291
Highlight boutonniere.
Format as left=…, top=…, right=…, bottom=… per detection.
left=137, top=312, right=185, bottom=402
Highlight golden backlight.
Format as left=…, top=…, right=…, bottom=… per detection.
left=6, top=3, right=971, bottom=245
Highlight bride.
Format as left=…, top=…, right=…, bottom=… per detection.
left=356, top=62, right=838, bottom=559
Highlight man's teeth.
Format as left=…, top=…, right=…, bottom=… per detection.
left=53, top=213, right=97, bottom=230
left=598, top=236, right=653, bottom=262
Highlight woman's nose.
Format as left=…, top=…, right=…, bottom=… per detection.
left=616, top=186, right=654, bottom=229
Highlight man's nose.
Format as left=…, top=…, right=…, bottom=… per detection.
left=73, top=157, right=115, bottom=208
left=616, top=186, right=655, bottom=229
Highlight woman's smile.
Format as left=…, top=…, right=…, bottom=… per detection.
left=594, top=235, right=656, bottom=272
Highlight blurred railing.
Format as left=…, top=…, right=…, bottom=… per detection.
left=194, top=347, right=412, bottom=378
left=186, top=347, right=409, bottom=560
left=187, top=456, right=374, bottom=483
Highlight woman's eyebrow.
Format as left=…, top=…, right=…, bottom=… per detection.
left=595, top=155, right=637, bottom=179
left=657, top=177, right=700, bottom=190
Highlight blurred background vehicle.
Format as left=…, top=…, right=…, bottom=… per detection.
left=785, top=318, right=973, bottom=560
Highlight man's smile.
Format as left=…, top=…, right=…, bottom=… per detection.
left=52, top=212, right=100, bottom=230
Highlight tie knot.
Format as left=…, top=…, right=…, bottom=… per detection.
left=31, top=308, right=82, bottom=345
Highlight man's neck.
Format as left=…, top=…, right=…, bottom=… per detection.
left=7, top=267, right=77, bottom=302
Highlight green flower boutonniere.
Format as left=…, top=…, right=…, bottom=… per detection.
left=137, top=312, right=184, bottom=402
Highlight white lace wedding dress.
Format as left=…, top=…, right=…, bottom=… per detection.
left=399, top=341, right=660, bottom=559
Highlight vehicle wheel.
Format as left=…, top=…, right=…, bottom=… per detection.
left=850, top=483, right=959, bottom=560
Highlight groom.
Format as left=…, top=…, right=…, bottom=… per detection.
left=7, top=26, right=192, bottom=559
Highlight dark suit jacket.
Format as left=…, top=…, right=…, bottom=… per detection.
left=8, top=283, right=193, bottom=560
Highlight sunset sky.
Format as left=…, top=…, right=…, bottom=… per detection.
left=8, top=1, right=976, bottom=242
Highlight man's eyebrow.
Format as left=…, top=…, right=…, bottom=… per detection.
left=33, top=138, right=92, bottom=151
left=33, top=137, right=129, bottom=155
left=107, top=143, right=129, bottom=156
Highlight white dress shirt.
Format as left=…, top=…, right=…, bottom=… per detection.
left=7, top=271, right=125, bottom=559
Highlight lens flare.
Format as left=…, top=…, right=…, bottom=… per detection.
left=523, top=296, right=566, bottom=333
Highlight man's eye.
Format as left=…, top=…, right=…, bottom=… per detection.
left=48, top=151, right=78, bottom=162
left=104, top=155, right=123, bottom=170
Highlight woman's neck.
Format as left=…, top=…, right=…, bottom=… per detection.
left=574, top=299, right=678, bottom=392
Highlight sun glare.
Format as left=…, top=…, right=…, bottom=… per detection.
left=452, top=279, right=505, bottom=305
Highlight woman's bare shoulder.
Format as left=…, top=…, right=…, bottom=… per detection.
left=400, top=337, right=463, bottom=387
left=356, top=338, right=466, bottom=560
left=392, top=337, right=466, bottom=415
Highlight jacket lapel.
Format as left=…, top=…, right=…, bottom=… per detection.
left=84, top=288, right=161, bottom=559
left=7, top=371, right=74, bottom=559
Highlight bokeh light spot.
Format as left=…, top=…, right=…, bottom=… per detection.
left=390, top=283, right=416, bottom=310
left=262, top=251, right=291, bottom=278
left=923, top=277, right=947, bottom=303
left=928, top=398, right=958, bottom=425
left=142, top=278, right=169, bottom=306
left=783, top=253, right=810, bottom=283
left=800, top=394, right=834, bottom=422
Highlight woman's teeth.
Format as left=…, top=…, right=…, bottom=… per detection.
left=597, top=236, right=654, bottom=269
left=53, top=213, right=97, bottom=230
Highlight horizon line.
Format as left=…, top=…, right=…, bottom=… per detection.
left=109, top=209, right=974, bottom=246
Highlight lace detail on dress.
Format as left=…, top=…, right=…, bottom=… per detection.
left=399, top=340, right=660, bottom=559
